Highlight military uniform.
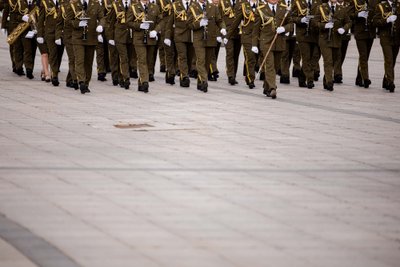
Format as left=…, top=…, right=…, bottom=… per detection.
left=292, top=0, right=324, bottom=88
left=253, top=1, right=290, bottom=98
left=6, top=0, right=25, bottom=75
left=157, top=0, right=176, bottom=84
left=220, top=0, right=241, bottom=85
left=65, top=0, right=105, bottom=93
left=373, top=0, right=399, bottom=92
left=165, top=0, right=194, bottom=87
left=188, top=0, right=224, bottom=92
left=352, top=0, right=378, bottom=88
left=127, top=0, right=161, bottom=92
left=227, top=0, right=259, bottom=89
left=1, top=0, right=17, bottom=72
left=279, top=0, right=296, bottom=84
left=38, top=0, right=65, bottom=86
left=96, top=0, right=108, bottom=82
left=315, top=1, right=351, bottom=90
left=109, top=0, right=134, bottom=89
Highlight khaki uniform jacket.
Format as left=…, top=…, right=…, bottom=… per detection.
left=6, top=0, right=24, bottom=33
left=219, top=0, right=239, bottom=39
left=108, top=0, right=132, bottom=43
left=165, top=0, right=193, bottom=42
left=351, top=0, right=378, bottom=39
left=337, top=0, right=352, bottom=41
left=38, top=0, right=64, bottom=38
left=127, top=1, right=161, bottom=46
left=103, top=0, right=114, bottom=40
left=227, top=1, right=258, bottom=44
left=156, top=0, right=173, bottom=39
left=15, top=0, right=39, bottom=34
left=291, top=0, right=324, bottom=42
left=56, top=0, right=73, bottom=43
left=65, top=0, right=105, bottom=46
left=252, top=2, right=290, bottom=51
left=373, top=0, right=400, bottom=45
left=315, top=3, right=352, bottom=48
left=188, top=1, right=224, bottom=47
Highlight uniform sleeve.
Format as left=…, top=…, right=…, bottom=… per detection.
left=251, top=9, right=261, bottom=47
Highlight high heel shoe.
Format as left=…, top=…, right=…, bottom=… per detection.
left=41, top=71, right=45, bottom=81
left=45, top=75, right=51, bottom=83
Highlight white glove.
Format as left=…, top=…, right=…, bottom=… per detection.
left=140, top=22, right=150, bottom=30
left=37, top=37, right=44, bottom=44
left=200, top=18, right=208, bottom=27
left=223, top=38, right=228, bottom=45
left=325, top=22, right=334, bottom=29
left=22, top=14, right=30, bottom=22
left=357, top=11, right=368, bottom=19
left=149, top=30, right=157, bottom=38
left=96, top=25, right=103, bottom=33
left=337, top=28, right=345, bottom=35
left=1, top=28, right=7, bottom=35
left=164, top=38, right=171, bottom=46
left=251, top=46, right=259, bottom=54
left=25, top=30, right=35, bottom=39
left=55, top=38, right=62, bottom=45
left=216, top=36, right=222, bottom=43
left=276, top=26, right=285, bottom=34
left=220, top=28, right=227, bottom=36
left=301, top=16, right=310, bottom=24
left=97, top=34, right=104, bottom=43
left=387, top=15, right=397, bottom=23
left=79, top=20, right=88, bottom=27
left=108, top=39, right=115, bottom=46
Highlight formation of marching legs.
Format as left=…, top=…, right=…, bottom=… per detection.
left=0, top=0, right=399, bottom=97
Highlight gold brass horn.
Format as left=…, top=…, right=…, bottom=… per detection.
left=7, top=8, right=38, bottom=45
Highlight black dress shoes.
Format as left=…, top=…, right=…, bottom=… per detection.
left=387, top=83, right=395, bottom=93
left=79, top=83, right=90, bottom=94
left=112, top=79, right=119, bottom=86
left=197, top=82, right=208, bottom=93
left=149, top=74, right=155, bottom=82
left=314, top=71, right=320, bottom=81
left=292, top=68, right=301, bottom=78
left=26, top=69, right=34, bottom=79
left=334, top=74, right=343, bottom=84
left=228, top=77, right=238, bottom=85
left=130, top=69, right=138, bottom=79
left=165, top=73, right=175, bottom=85
left=15, top=68, right=25, bottom=76
left=280, top=75, right=290, bottom=84
left=180, top=76, right=190, bottom=87
left=97, top=73, right=107, bottom=81
left=363, top=79, right=371, bottom=88
left=248, top=82, right=255, bottom=89
left=52, top=77, right=60, bottom=86
left=138, top=82, right=149, bottom=93
left=160, top=65, right=166, bottom=73
left=307, top=81, right=314, bottom=89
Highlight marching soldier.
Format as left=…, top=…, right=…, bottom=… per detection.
left=65, top=0, right=105, bottom=94
left=352, top=0, right=378, bottom=88
left=315, top=0, right=351, bottom=91
left=1, top=0, right=17, bottom=73
left=58, top=0, right=78, bottom=89
left=227, top=0, right=259, bottom=89
left=157, top=0, right=176, bottom=85
left=219, top=0, right=241, bottom=85
left=108, top=0, right=134, bottom=89
left=127, top=0, right=161, bottom=93
left=165, top=0, right=194, bottom=87
left=252, top=0, right=291, bottom=99
left=292, top=0, right=324, bottom=88
left=188, top=0, right=225, bottom=92
left=96, top=0, right=109, bottom=82
left=373, top=0, right=399, bottom=92
left=280, top=0, right=295, bottom=84
left=37, top=0, right=65, bottom=86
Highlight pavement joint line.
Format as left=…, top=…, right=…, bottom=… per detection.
left=0, top=167, right=399, bottom=173
left=0, top=213, right=82, bottom=267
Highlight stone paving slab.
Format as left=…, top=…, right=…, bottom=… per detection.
left=1, top=33, right=400, bottom=267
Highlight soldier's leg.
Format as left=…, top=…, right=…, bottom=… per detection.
left=73, top=44, right=85, bottom=84
left=108, top=44, right=121, bottom=85
left=56, top=44, right=64, bottom=73
left=311, top=43, right=321, bottom=81
left=22, top=37, right=35, bottom=79
left=292, top=43, right=301, bottom=76
left=46, top=35, right=60, bottom=84
left=225, top=37, right=236, bottom=81
left=233, top=38, right=241, bottom=76
left=320, top=45, right=334, bottom=90
left=84, top=45, right=96, bottom=87
left=242, top=43, right=256, bottom=88
left=164, top=41, right=176, bottom=84
left=96, top=42, right=106, bottom=81
left=115, top=42, right=130, bottom=88
left=355, top=38, right=368, bottom=84
left=13, top=37, right=24, bottom=74
left=208, top=47, right=218, bottom=81
left=194, top=44, right=207, bottom=91
left=175, top=42, right=190, bottom=84
left=261, top=44, right=276, bottom=98
left=280, top=39, right=291, bottom=83
left=148, top=45, right=157, bottom=81
left=129, top=44, right=138, bottom=78
left=159, top=42, right=166, bottom=72
left=65, top=43, right=77, bottom=87
left=190, top=46, right=197, bottom=78
left=298, top=42, right=313, bottom=83
left=135, top=45, right=149, bottom=86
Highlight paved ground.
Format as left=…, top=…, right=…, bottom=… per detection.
left=0, top=32, right=400, bottom=267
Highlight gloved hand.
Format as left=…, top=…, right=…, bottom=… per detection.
left=337, top=28, right=345, bottom=35
left=200, top=18, right=208, bottom=27
left=387, top=15, right=397, bottom=23
left=220, top=28, right=227, bottom=36
left=25, top=30, right=35, bottom=39
left=55, top=38, right=62, bottom=45
left=79, top=20, right=88, bottom=27
left=22, top=14, right=30, bottom=22
left=217, top=36, right=222, bottom=43
left=96, top=25, right=103, bottom=33
left=251, top=46, right=259, bottom=54
left=300, top=16, right=310, bottom=24
left=108, top=39, right=115, bottom=46
left=276, top=26, right=285, bottom=34
left=37, top=37, right=44, bottom=44
left=164, top=38, right=171, bottom=46
left=357, top=11, right=368, bottom=19
left=140, top=22, right=150, bottom=30
left=223, top=38, right=228, bottom=45
left=325, top=22, right=334, bottom=29
left=97, top=34, right=103, bottom=43
left=1, top=28, right=7, bottom=35
left=149, top=30, right=157, bottom=38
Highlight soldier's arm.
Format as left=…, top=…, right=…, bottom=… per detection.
left=342, top=10, right=352, bottom=31
left=37, top=2, right=45, bottom=37
left=153, top=5, right=163, bottom=32
left=372, top=3, right=387, bottom=27
left=215, top=5, right=226, bottom=31
left=226, top=4, right=243, bottom=38
left=1, top=1, right=10, bottom=30
left=314, top=5, right=326, bottom=30
left=163, top=6, right=173, bottom=39
left=107, top=5, right=116, bottom=39
left=55, top=6, right=64, bottom=40
left=97, top=1, right=105, bottom=26
left=188, top=6, right=201, bottom=30
left=127, top=5, right=142, bottom=31
left=251, top=9, right=261, bottom=47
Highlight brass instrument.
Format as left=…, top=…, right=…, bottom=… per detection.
left=327, top=8, right=333, bottom=41
left=202, top=4, right=208, bottom=40
left=7, top=7, right=37, bottom=45
left=80, top=1, right=90, bottom=40
left=143, top=4, right=148, bottom=44
left=305, top=2, right=313, bottom=36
